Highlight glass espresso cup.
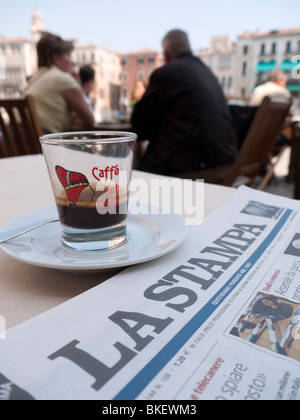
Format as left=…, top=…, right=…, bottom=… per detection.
left=40, top=131, right=137, bottom=252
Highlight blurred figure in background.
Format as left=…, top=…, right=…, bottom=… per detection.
left=130, top=80, right=147, bottom=109
left=24, top=32, right=95, bottom=134
left=250, top=70, right=293, bottom=146
left=131, top=29, right=238, bottom=177
left=79, top=64, right=96, bottom=112
left=250, top=70, right=291, bottom=106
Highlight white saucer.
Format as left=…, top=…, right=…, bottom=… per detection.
left=0, top=206, right=188, bottom=272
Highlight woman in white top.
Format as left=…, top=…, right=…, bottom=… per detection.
left=25, top=32, right=95, bottom=134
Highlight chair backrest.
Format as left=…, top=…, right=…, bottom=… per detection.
left=222, top=96, right=292, bottom=187
left=229, top=104, right=258, bottom=149
left=0, top=96, right=43, bottom=158
left=292, top=122, right=300, bottom=199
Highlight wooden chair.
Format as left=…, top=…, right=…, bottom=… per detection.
left=222, top=96, right=291, bottom=189
left=177, top=96, right=291, bottom=190
left=0, top=96, right=43, bottom=158
left=229, top=104, right=258, bottom=149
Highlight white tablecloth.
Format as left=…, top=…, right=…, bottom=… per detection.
left=0, top=155, right=234, bottom=328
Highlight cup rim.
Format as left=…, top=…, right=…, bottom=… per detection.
left=40, top=131, right=137, bottom=145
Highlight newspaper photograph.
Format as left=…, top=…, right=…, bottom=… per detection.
left=0, top=185, right=300, bottom=401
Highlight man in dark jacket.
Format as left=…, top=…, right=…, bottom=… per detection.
left=131, top=29, right=238, bottom=176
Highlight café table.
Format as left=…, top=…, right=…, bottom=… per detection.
left=0, top=155, right=234, bottom=330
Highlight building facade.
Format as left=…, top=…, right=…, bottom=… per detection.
left=198, top=28, right=300, bottom=103
left=236, top=28, right=300, bottom=99
left=0, top=37, right=37, bottom=98
left=198, top=28, right=300, bottom=102
left=119, top=49, right=163, bottom=110
left=198, top=36, right=237, bottom=99
left=73, top=44, right=122, bottom=121
left=1, top=6, right=300, bottom=110
left=0, top=7, right=43, bottom=98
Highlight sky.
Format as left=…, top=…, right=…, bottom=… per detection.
left=1, top=0, right=300, bottom=53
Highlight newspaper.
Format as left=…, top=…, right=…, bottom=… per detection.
left=1, top=185, right=300, bottom=401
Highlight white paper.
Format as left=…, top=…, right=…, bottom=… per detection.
left=1, top=186, right=300, bottom=401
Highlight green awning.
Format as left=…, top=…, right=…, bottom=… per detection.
left=287, top=84, right=300, bottom=92
left=256, top=61, right=276, bottom=73
left=280, top=60, right=300, bottom=71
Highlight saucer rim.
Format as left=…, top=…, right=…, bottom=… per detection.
left=0, top=205, right=188, bottom=272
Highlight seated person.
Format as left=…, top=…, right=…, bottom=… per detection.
left=79, top=64, right=96, bottom=112
left=130, top=80, right=147, bottom=109
left=250, top=70, right=292, bottom=146
left=24, top=32, right=95, bottom=134
left=131, top=29, right=238, bottom=176
left=250, top=70, right=291, bottom=106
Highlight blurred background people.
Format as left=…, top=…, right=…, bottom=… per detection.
left=24, top=32, right=95, bottom=134
left=130, top=80, right=146, bottom=109
left=250, top=70, right=291, bottom=106
left=131, top=29, right=238, bottom=176
left=79, top=64, right=96, bottom=112
left=250, top=70, right=293, bottom=146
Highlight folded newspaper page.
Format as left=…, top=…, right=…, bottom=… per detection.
left=1, top=186, right=300, bottom=401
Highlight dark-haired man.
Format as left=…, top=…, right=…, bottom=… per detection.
left=131, top=29, right=238, bottom=177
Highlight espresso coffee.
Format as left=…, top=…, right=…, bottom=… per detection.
left=56, top=202, right=127, bottom=230
left=55, top=183, right=128, bottom=230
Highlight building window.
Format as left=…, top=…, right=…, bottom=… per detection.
left=242, top=62, right=247, bottom=76
left=138, top=56, right=144, bottom=66
left=11, top=44, right=21, bottom=55
left=286, top=41, right=291, bottom=53
left=218, top=56, right=231, bottom=69
left=148, top=55, right=155, bottom=65
left=122, top=72, right=128, bottom=83
left=260, top=43, right=265, bottom=56
left=137, top=70, right=144, bottom=81
left=243, top=45, right=248, bottom=55
left=241, top=87, right=246, bottom=97
left=271, top=42, right=277, bottom=54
